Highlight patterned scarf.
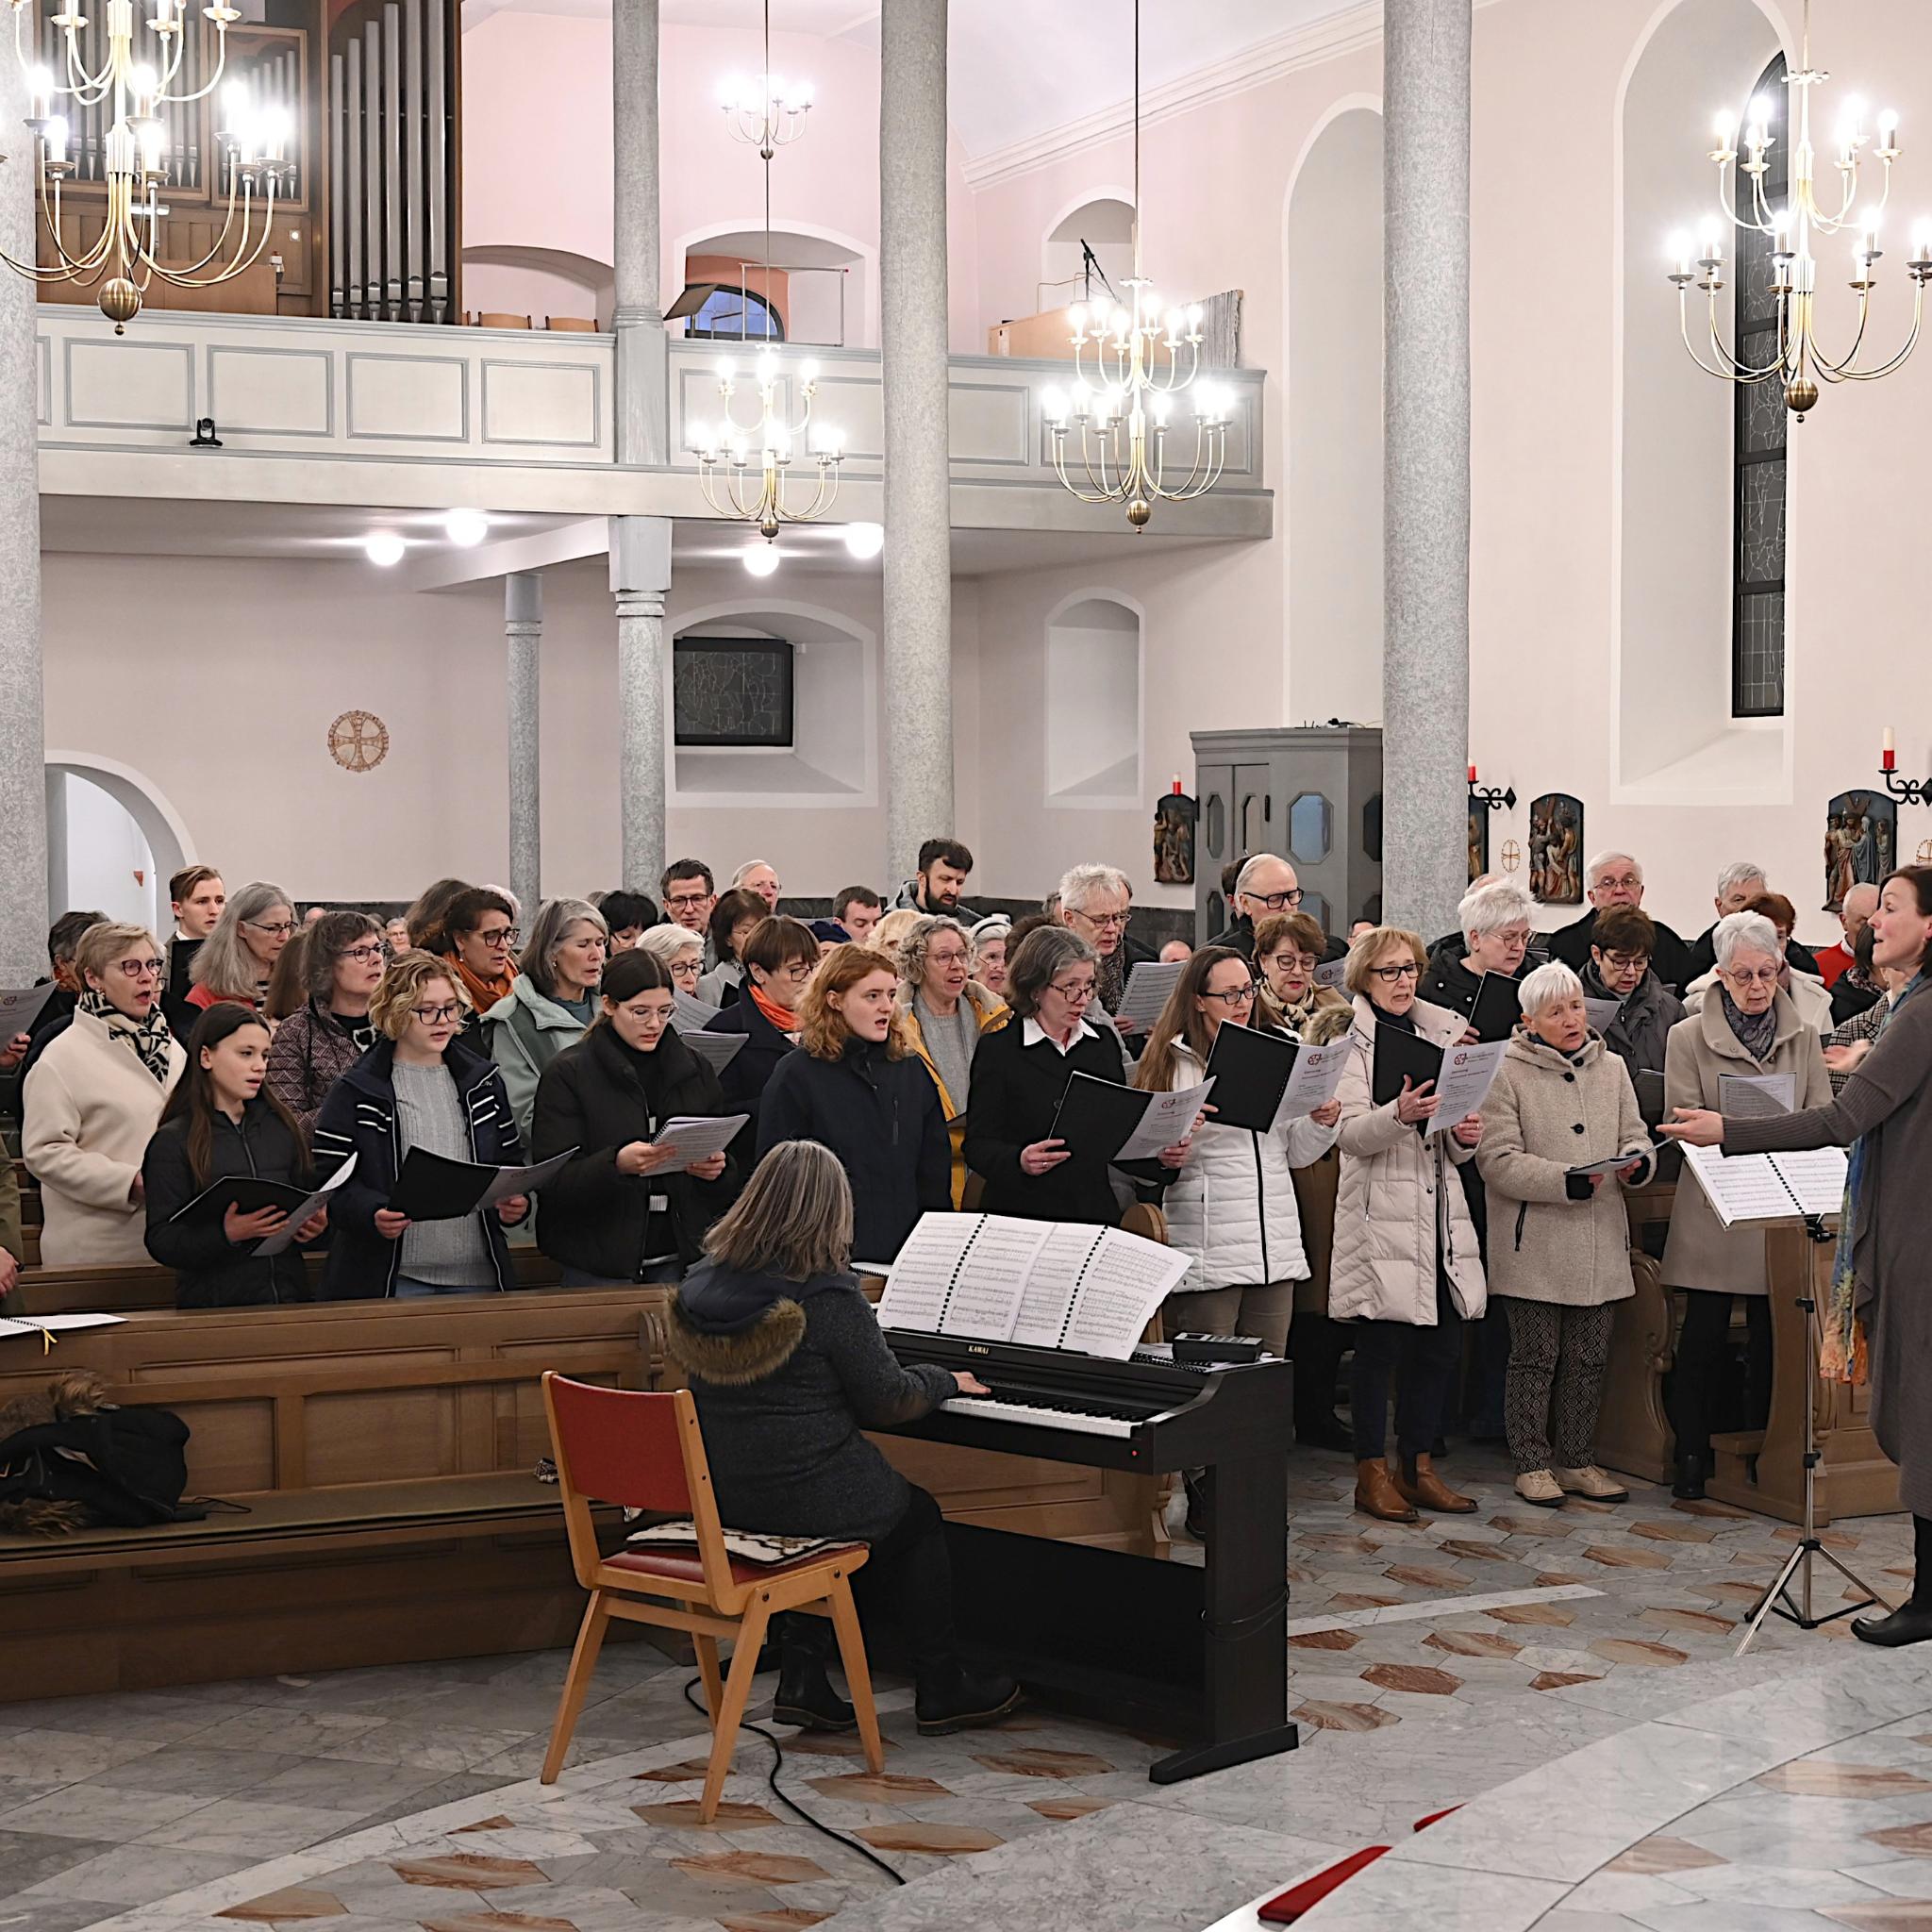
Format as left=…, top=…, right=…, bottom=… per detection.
left=1719, top=986, right=1777, bottom=1062
left=1095, top=943, right=1128, bottom=1017
left=78, top=987, right=175, bottom=1085
left=1823, top=967, right=1926, bottom=1384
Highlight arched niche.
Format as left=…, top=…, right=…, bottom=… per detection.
left=675, top=225, right=873, bottom=350
left=1284, top=102, right=1384, bottom=727
left=1044, top=592, right=1141, bottom=808
left=1041, top=195, right=1135, bottom=313
left=44, top=751, right=193, bottom=936
left=1615, top=0, right=1788, bottom=795
left=460, top=244, right=612, bottom=327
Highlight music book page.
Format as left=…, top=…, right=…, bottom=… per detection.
left=0, top=984, right=57, bottom=1040
left=1113, top=960, right=1186, bottom=1031
left=1680, top=1141, right=1843, bottom=1226
left=1275, top=1040, right=1351, bottom=1121
left=1424, top=1040, right=1509, bottom=1137
left=1116, top=1077, right=1215, bottom=1160
left=655, top=1115, right=751, bottom=1167
left=939, top=1216, right=1056, bottom=1339
left=875, top=1214, right=983, bottom=1332
left=680, top=1029, right=747, bottom=1074
left=254, top=1153, right=360, bottom=1257
left=1583, top=996, right=1622, bottom=1035
left=1719, top=1073, right=1795, bottom=1118
left=675, top=990, right=724, bottom=1033
left=1009, top=1223, right=1109, bottom=1349
left=1767, top=1147, right=1849, bottom=1216
left=1059, top=1227, right=1193, bottom=1360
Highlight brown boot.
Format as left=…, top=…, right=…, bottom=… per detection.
left=1355, top=1458, right=1419, bottom=1524
left=1397, top=1453, right=1477, bottom=1514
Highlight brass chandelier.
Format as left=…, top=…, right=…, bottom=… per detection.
left=1040, top=0, right=1231, bottom=529
left=1666, top=0, right=1932, bottom=418
left=3, top=0, right=291, bottom=333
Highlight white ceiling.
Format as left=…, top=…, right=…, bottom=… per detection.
left=462, top=0, right=1360, bottom=161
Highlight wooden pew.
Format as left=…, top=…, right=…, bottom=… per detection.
left=0, top=1287, right=668, bottom=1700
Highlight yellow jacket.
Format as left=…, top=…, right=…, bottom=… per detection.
left=893, top=983, right=1009, bottom=1207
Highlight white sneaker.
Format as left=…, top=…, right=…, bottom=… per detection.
left=1515, top=1469, right=1564, bottom=1507
left=1554, top=1464, right=1630, bottom=1503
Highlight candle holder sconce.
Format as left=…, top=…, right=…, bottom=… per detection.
left=1469, top=779, right=1517, bottom=813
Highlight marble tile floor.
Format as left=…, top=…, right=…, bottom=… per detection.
left=0, top=1441, right=1923, bottom=1932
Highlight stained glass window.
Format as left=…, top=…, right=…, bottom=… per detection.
left=1732, top=54, right=1787, bottom=717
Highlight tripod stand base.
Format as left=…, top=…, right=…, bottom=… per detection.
left=1734, top=1538, right=1891, bottom=1657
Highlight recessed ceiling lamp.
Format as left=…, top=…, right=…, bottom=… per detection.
left=364, top=531, right=406, bottom=566
left=444, top=508, right=490, bottom=546
left=742, top=543, right=781, bottom=577
left=841, top=521, right=885, bottom=560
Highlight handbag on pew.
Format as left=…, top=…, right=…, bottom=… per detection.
left=0, top=1371, right=201, bottom=1535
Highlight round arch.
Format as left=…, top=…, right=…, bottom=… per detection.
left=1042, top=589, right=1144, bottom=810
left=669, top=218, right=880, bottom=350
left=44, top=750, right=194, bottom=933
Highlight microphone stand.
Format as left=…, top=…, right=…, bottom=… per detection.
left=1733, top=1213, right=1893, bottom=1656
left=1077, top=238, right=1118, bottom=308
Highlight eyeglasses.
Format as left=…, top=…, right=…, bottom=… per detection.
left=339, top=944, right=388, bottom=966
left=1243, top=889, right=1303, bottom=910
left=1600, top=951, right=1649, bottom=973
left=773, top=961, right=814, bottom=983
left=471, top=926, right=520, bottom=950
left=409, top=1002, right=462, bottom=1024
left=245, top=919, right=295, bottom=940
left=1070, top=908, right=1131, bottom=931
left=926, top=949, right=969, bottom=969
left=1722, top=966, right=1780, bottom=987
left=1370, top=962, right=1422, bottom=982
left=1049, top=979, right=1097, bottom=1003
left=1595, top=874, right=1641, bottom=892
left=1201, top=983, right=1257, bottom=1008
left=666, top=893, right=710, bottom=911
left=114, top=958, right=165, bottom=979
left=1262, top=952, right=1319, bottom=974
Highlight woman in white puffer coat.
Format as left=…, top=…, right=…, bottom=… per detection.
left=1131, top=945, right=1341, bottom=1358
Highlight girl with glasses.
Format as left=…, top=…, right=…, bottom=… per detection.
left=24, top=922, right=186, bottom=1268
left=312, top=951, right=529, bottom=1300
left=263, top=911, right=388, bottom=1140
left=1331, top=925, right=1489, bottom=1524
left=1132, top=946, right=1341, bottom=1404
left=703, top=916, right=819, bottom=1141
left=143, top=1004, right=329, bottom=1307
left=187, top=880, right=296, bottom=1018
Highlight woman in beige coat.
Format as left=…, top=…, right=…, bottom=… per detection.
left=24, top=922, right=186, bottom=1269
left=1333, top=926, right=1488, bottom=1523
left=1661, top=910, right=1831, bottom=1498
left=1478, top=962, right=1654, bottom=1507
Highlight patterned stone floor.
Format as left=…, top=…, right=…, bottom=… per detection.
left=0, top=1441, right=1921, bottom=1932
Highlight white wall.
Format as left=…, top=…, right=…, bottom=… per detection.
left=58, top=775, right=157, bottom=931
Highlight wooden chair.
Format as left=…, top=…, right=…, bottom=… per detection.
left=539, top=1372, right=884, bottom=1817
left=545, top=314, right=597, bottom=332
left=476, top=311, right=533, bottom=329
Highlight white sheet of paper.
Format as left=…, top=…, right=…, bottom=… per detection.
left=876, top=1214, right=983, bottom=1333
left=1059, top=1226, right=1193, bottom=1359
left=1423, top=1039, right=1509, bottom=1137
left=1719, top=1073, right=1795, bottom=1119
left=0, top=984, right=58, bottom=1041
left=1008, top=1224, right=1110, bottom=1349
left=654, top=1114, right=751, bottom=1169
left=1582, top=997, right=1621, bottom=1034
left=1274, top=1040, right=1351, bottom=1122
left=936, top=1216, right=1055, bottom=1340
left=674, top=990, right=724, bottom=1033
left=1767, top=1146, right=1850, bottom=1216
left=679, top=1028, right=747, bottom=1073
left=1313, top=958, right=1348, bottom=990
left=254, top=1152, right=359, bottom=1257
left=477, top=1145, right=577, bottom=1210
left=1681, top=1141, right=1843, bottom=1226
left=1117, top=1077, right=1215, bottom=1160
left=0, top=1312, right=126, bottom=1340
left=1112, top=960, right=1185, bottom=1032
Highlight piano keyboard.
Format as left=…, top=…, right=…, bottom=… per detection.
left=937, top=1393, right=1137, bottom=1438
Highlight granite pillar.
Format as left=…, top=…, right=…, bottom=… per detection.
left=611, top=516, right=672, bottom=892
left=1382, top=0, right=1472, bottom=941
left=505, top=572, right=542, bottom=916
left=0, top=56, right=47, bottom=982
left=878, top=0, right=954, bottom=883
left=612, top=0, right=666, bottom=468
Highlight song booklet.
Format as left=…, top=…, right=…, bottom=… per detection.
left=876, top=1211, right=1192, bottom=1360
left=1681, top=1141, right=1848, bottom=1227
left=1048, top=1070, right=1215, bottom=1162
left=388, top=1145, right=577, bottom=1222
left=1468, top=971, right=1523, bottom=1044
left=1200, top=1023, right=1348, bottom=1132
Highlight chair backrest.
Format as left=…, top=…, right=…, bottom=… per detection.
left=477, top=311, right=533, bottom=329
left=545, top=314, right=597, bottom=332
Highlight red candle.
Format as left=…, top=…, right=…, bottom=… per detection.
left=1884, top=727, right=1897, bottom=772
left=1468, top=763, right=1478, bottom=784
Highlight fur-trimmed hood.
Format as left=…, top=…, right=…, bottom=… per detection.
left=667, top=1296, right=807, bottom=1386
left=0, top=1370, right=109, bottom=1445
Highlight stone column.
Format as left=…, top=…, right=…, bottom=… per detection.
left=878, top=0, right=954, bottom=883
left=505, top=573, right=542, bottom=916
left=611, top=517, right=672, bottom=892
left=611, top=0, right=666, bottom=468
left=1382, top=0, right=1471, bottom=941
left=0, top=58, right=47, bottom=983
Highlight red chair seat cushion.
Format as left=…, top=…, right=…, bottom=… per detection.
left=606, top=1542, right=866, bottom=1588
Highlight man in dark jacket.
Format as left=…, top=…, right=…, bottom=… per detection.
left=1545, top=850, right=1691, bottom=991
left=1678, top=859, right=1819, bottom=991
left=892, top=838, right=975, bottom=916
left=1209, top=854, right=1347, bottom=965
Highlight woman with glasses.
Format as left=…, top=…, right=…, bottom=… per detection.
left=187, top=881, right=296, bottom=1017
left=1254, top=910, right=1348, bottom=1034
left=892, top=915, right=1008, bottom=1208
left=1583, top=906, right=1686, bottom=1124
left=24, top=923, right=186, bottom=1267
left=1423, top=878, right=1533, bottom=1023
left=263, top=912, right=388, bottom=1141
left=638, top=923, right=706, bottom=996
left=697, top=889, right=768, bottom=1010
left=968, top=914, right=1012, bottom=1000
left=481, top=897, right=610, bottom=1141
left=531, top=949, right=738, bottom=1287
left=703, top=916, right=818, bottom=1136
left=758, top=944, right=951, bottom=1264
left=1681, top=891, right=1833, bottom=1033
left=965, top=926, right=1167, bottom=1227
left=1331, top=925, right=1488, bottom=1523
left=437, top=888, right=519, bottom=1031
left=1133, top=947, right=1340, bottom=1367
left=1055, top=863, right=1154, bottom=1034
left=313, top=951, right=528, bottom=1300
left=1660, top=909, right=1832, bottom=1498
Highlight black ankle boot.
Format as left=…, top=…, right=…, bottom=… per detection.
left=1854, top=1601, right=1932, bottom=1648
left=1672, top=1453, right=1707, bottom=1501
left=914, top=1661, right=1023, bottom=1737
left=773, top=1653, right=856, bottom=1732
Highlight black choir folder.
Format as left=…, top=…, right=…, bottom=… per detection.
left=1202, top=1023, right=1297, bottom=1134
left=1370, top=1023, right=1443, bottom=1108
left=1469, top=971, right=1522, bottom=1045
left=1047, top=1070, right=1216, bottom=1164
left=875, top=1212, right=1191, bottom=1360
left=388, top=1145, right=577, bottom=1222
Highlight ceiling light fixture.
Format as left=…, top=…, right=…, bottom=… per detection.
left=364, top=531, right=405, bottom=567
left=443, top=508, right=489, bottom=547
left=841, top=521, right=884, bottom=560
left=742, top=542, right=781, bottom=577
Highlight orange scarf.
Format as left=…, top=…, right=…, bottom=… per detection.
left=453, top=956, right=513, bottom=1018
left=749, top=984, right=801, bottom=1038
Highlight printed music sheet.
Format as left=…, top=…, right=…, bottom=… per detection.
left=936, top=1216, right=1055, bottom=1340
left=1112, top=960, right=1186, bottom=1031
left=875, top=1215, right=982, bottom=1332
left=1009, top=1224, right=1109, bottom=1349
left=1424, top=1039, right=1508, bottom=1136
left=1059, top=1228, right=1193, bottom=1359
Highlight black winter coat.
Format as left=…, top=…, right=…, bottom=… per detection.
left=530, top=1024, right=741, bottom=1280
left=962, top=1016, right=1129, bottom=1226
left=310, top=1036, right=525, bottom=1299
left=1546, top=908, right=1692, bottom=992
left=703, top=995, right=798, bottom=1140
left=757, top=1039, right=950, bottom=1263
left=142, top=1097, right=319, bottom=1307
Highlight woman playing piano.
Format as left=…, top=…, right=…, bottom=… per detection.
left=667, top=1140, right=1024, bottom=1734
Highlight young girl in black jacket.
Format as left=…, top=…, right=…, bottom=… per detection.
left=142, top=1005, right=329, bottom=1307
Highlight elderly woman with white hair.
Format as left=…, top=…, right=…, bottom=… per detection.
left=1476, top=961, right=1654, bottom=1507
left=1424, top=878, right=1534, bottom=1023
left=481, top=896, right=610, bottom=1140
left=1661, top=908, right=1832, bottom=1497
left=1057, top=863, right=1155, bottom=1031
left=638, top=922, right=705, bottom=998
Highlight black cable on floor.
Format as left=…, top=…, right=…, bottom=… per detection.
left=680, top=1674, right=907, bottom=1886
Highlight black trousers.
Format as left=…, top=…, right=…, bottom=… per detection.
left=1667, top=1289, right=1772, bottom=1463
left=1349, top=1275, right=1464, bottom=1463
left=781, top=1484, right=957, bottom=1677
left=1291, top=1306, right=1346, bottom=1430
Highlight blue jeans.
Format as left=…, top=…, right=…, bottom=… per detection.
left=394, top=1274, right=495, bottom=1299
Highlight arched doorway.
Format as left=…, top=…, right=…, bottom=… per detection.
left=44, top=753, right=193, bottom=936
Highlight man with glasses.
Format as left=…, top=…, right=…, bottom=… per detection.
left=1209, top=854, right=1347, bottom=967
left=1055, top=862, right=1156, bottom=1029
left=660, top=860, right=717, bottom=941
left=1546, top=851, right=1691, bottom=992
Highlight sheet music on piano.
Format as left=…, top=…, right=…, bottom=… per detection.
left=878, top=1212, right=1190, bottom=1360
